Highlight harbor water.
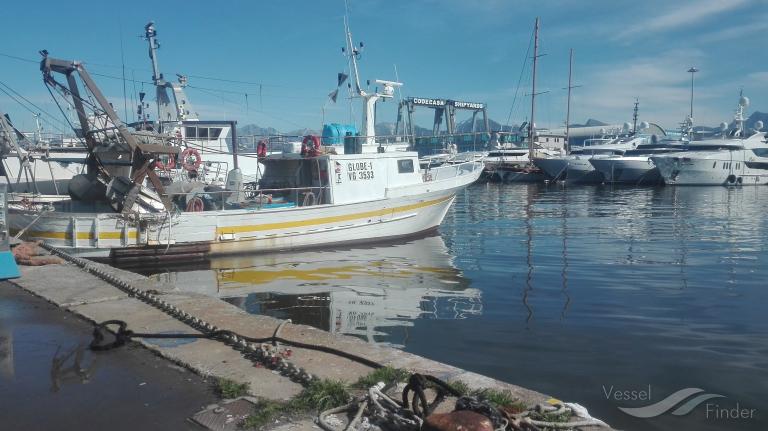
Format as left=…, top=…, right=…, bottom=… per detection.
left=142, top=183, right=767, bottom=431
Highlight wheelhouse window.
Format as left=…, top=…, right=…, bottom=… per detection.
left=184, top=126, right=225, bottom=140
left=398, top=159, right=414, bottom=173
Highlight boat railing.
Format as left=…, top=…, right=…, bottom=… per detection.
left=234, top=133, right=410, bottom=154
left=423, top=159, right=482, bottom=182
left=233, top=131, right=493, bottom=156
left=17, top=132, right=85, bottom=150
left=163, top=185, right=332, bottom=212
left=157, top=160, right=231, bottom=185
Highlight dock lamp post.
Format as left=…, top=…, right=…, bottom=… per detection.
left=687, top=67, right=699, bottom=120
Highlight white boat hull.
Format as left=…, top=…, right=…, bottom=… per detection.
left=2, top=154, right=86, bottom=194
left=652, top=151, right=768, bottom=186
left=532, top=157, right=569, bottom=180
left=9, top=160, right=483, bottom=258
left=565, top=157, right=603, bottom=183
left=534, top=156, right=603, bottom=183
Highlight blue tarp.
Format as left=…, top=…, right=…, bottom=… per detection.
left=0, top=251, right=20, bottom=280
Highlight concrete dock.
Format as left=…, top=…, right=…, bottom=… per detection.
left=10, top=258, right=611, bottom=429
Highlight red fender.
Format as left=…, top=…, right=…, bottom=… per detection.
left=302, top=135, right=321, bottom=157
left=257, top=140, right=268, bottom=158
left=154, top=154, right=176, bottom=171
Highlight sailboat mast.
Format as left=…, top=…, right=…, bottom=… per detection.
left=529, top=17, right=540, bottom=161
left=565, top=48, right=573, bottom=154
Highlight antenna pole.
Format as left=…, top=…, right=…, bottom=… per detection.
left=565, top=48, right=573, bottom=154
left=687, top=66, right=698, bottom=120
left=529, top=17, right=540, bottom=161
left=145, top=22, right=162, bottom=86
left=344, top=15, right=364, bottom=97
left=632, top=98, right=639, bottom=135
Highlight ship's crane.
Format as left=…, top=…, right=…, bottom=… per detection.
left=40, top=53, right=177, bottom=211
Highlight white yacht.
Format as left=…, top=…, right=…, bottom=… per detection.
left=534, top=135, right=648, bottom=183
left=652, top=132, right=768, bottom=185
left=652, top=96, right=768, bottom=186
left=589, top=138, right=685, bottom=185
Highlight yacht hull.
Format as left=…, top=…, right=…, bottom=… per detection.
left=589, top=157, right=662, bottom=184
left=565, top=157, right=603, bottom=184
left=652, top=152, right=768, bottom=186
left=484, top=168, right=547, bottom=183
left=532, top=157, right=568, bottom=180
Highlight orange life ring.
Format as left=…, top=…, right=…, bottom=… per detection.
left=180, top=148, right=202, bottom=172
left=154, top=154, right=176, bottom=171
left=257, top=140, right=268, bottom=158
left=301, top=135, right=321, bottom=157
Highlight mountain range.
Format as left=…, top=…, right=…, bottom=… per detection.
left=236, top=112, right=766, bottom=137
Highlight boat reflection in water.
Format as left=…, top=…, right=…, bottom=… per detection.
left=146, top=235, right=482, bottom=346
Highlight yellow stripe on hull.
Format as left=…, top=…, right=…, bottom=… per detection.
left=215, top=195, right=453, bottom=236
left=13, top=230, right=138, bottom=240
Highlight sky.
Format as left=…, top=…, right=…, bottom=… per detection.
left=1, top=0, right=767, bottom=134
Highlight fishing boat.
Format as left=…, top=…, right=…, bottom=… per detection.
left=10, top=32, right=482, bottom=260
left=9, top=147, right=482, bottom=259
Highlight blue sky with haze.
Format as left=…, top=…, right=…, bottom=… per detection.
left=1, top=0, right=766, bottom=133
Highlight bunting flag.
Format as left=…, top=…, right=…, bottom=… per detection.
left=337, top=72, right=348, bottom=87
left=328, top=89, right=339, bottom=103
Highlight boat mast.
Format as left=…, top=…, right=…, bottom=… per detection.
left=33, top=113, right=43, bottom=145
left=528, top=17, right=540, bottom=161
left=687, top=66, right=698, bottom=121
left=146, top=22, right=162, bottom=87
left=144, top=22, right=164, bottom=127
left=735, top=88, right=748, bottom=137
left=342, top=10, right=401, bottom=148
left=344, top=15, right=364, bottom=100
left=144, top=22, right=197, bottom=129
left=564, top=48, right=574, bottom=154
